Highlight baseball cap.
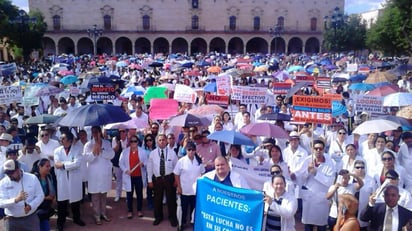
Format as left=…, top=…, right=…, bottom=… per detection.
left=3, top=159, right=18, bottom=174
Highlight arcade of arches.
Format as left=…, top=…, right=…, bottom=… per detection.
left=42, top=35, right=321, bottom=56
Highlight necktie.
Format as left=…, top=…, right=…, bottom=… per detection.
left=160, top=149, right=165, bottom=176
left=274, top=198, right=283, bottom=205
left=384, top=208, right=393, bottom=231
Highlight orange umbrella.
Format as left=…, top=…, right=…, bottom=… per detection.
left=364, top=71, right=397, bottom=84
left=207, top=66, right=222, bottom=73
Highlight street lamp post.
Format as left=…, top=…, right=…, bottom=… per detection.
left=87, top=24, right=103, bottom=55
left=9, top=10, right=37, bottom=61
left=324, top=7, right=346, bottom=52
left=269, top=24, right=282, bottom=54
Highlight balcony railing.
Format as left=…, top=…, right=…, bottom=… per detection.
left=185, top=25, right=205, bottom=31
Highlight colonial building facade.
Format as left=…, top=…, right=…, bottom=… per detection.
left=28, top=0, right=344, bottom=56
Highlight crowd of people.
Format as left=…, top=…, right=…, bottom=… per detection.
left=0, top=52, right=411, bottom=231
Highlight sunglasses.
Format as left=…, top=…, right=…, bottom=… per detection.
left=145, top=139, right=153, bottom=142
left=354, top=166, right=365, bottom=169
left=130, top=140, right=139, bottom=143
left=314, top=147, right=324, bottom=151
left=187, top=148, right=195, bottom=151
left=382, top=157, right=393, bottom=161
left=41, top=134, right=49, bottom=137
left=271, top=170, right=281, bottom=175
left=339, top=132, right=346, bottom=135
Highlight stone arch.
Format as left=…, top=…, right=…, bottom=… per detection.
left=171, top=38, right=189, bottom=54
left=57, top=37, right=75, bottom=54
left=287, top=37, right=303, bottom=54
left=246, top=37, right=268, bottom=53
left=305, top=37, right=320, bottom=54
left=153, top=37, right=169, bottom=54
left=190, top=38, right=207, bottom=55
left=228, top=37, right=244, bottom=55
left=209, top=37, right=225, bottom=53
left=270, top=37, right=286, bottom=54
left=135, top=38, right=151, bottom=54
left=42, top=37, right=56, bottom=55
left=77, top=37, right=93, bottom=55
left=115, top=37, right=132, bottom=54
left=97, top=37, right=113, bottom=55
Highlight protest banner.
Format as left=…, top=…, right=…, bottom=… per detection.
left=316, top=77, right=331, bottom=89
left=0, top=86, right=22, bottom=104
left=231, top=86, right=242, bottom=101
left=0, top=63, right=17, bottom=76
left=90, top=84, right=116, bottom=100
left=22, top=85, right=40, bottom=106
left=323, top=93, right=342, bottom=101
left=295, top=75, right=315, bottom=85
left=195, top=177, right=264, bottom=231
left=272, top=82, right=292, bottom=95
left=230, top=158, right=270, bottom=190
left=69, top=86, right=80, bottom=96
left=234, top=86, right=266, bottom=105
left=173, top=84, right=197, bottom=103
left=149, top=98, right=178, bottom=120
left=346, top=63, right=358, bottom=72
left=216, top=74, right=231, bottom=96
left=206, top=94, right=229, bottom=107
left=292, top=95, right=332, bottom=124
left=355, top=95, right=384, bottom=114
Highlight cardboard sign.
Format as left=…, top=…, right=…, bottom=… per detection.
left=272, top=83, right=292, bottom=94
left=216, top=74, right=231, bottom=96
left=149, top=99, right=179, bottom=120
left=90, top=84, right=116, bottom=100
left=355, top=95, right=384, bottom=114
left=0, top=86, right=22, bottom=104
left=206, top=94, right=229, bottom=106
left=316, top=77, right=331, bottom=89
left=292, top=95, right=332, bottom=124
left=174, top=84, right=197, bottom=103
left=295, top=75, right=315, bottom=85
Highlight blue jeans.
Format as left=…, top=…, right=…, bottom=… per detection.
left=127, top=176, right=143, bottom=212
left=304, top=224, right=327, bottom=231
left=39, top=219, right=50, bottom=231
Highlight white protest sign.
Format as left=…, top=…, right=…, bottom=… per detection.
left=355, top=95, right=384, bottom=114
left=216, top=74, right=231, bottom=96
left=0, top=86, right=22, bottom=104
left=173, top=84, right=197, bottom=103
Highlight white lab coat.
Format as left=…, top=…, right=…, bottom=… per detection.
left=83, top=139, right=115, bottom=194
left=54, top=144, right=83, bottom=202
left=119, top=147, right=147, bottom=192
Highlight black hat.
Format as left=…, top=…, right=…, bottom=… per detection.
left=385, top=169, right=399, bottom=180
left=186, top=142, right=196, bottom=150
left=263, top=138, right=276, bottom=146
left=402, top=131, right=412, bottom=139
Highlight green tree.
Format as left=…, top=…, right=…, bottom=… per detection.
left=323, top=14, right=367, bottom=53
left=366, top=0, right=412, bottom=58
left=0, top=0, right=47, bottom=62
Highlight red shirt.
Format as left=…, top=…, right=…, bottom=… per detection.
left=129, top=149, right=141, bottom=177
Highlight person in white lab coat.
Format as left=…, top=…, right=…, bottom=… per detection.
left=54, top=131, right=85, bottom=231
left=84, top=126, right=115, bottom=225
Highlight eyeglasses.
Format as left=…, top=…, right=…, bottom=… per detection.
left=41, top=134, right=49, bottom=137
left=271, top=170, right=281, bottom=175
left=130, top=140, right=139, bottom=143
left=382, top=157, right=393, bottom=161
left=339, top=132, right=346, bottom=135
left=187, top=148, right=195, bottom=151
left=314, top=147, right=324, bottom=151
left=354, top=166, right=365, bottom=169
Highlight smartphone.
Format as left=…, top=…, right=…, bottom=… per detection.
left=341, top=205, right=347, bottom=215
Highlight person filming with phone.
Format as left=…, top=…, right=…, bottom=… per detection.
left=334, top=194, right=360, bottom=231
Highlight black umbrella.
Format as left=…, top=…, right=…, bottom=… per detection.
left=149, top=62, right=163, bottom=67
left=257, top=113, right=292, bottom=121
left=58, top=104, right=131, bottom=127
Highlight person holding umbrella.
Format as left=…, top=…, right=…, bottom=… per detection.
left=83, top=126, right=115, bottom=225
left=173, top=142, right=205, bottom=230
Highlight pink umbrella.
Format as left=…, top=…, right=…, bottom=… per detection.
left=240, top=122, right=290, bottom=139
left=58, top=70, right=74, bottom=76
left=366, top=84, right=405, bottom=96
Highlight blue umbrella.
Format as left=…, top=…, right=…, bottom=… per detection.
left=332, top=101, right=347, bottom=117
left=58, top=104, right=131, bottom=127
left=348, top=83, right=376, bottom=91
left=287, top=65, right=304, bottom=73
left=203, top=82, right=217, bottom=93
left=207, top=130, right=255, bottom=146
left=180, top=62, right=194, bottom=68
left=374, top=81, right=392, bottom=88
left=349, top=74, right=367, bottom=82
left=197, top=60, right=211, bottom=67
left=60, top=75, right=78, bottom=85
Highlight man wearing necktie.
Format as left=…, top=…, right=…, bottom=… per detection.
left=360, top=185, right=412, bottom=231
left=147, top=134, right=178, bottom=227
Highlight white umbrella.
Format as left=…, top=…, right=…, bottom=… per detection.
left=383, top=92, right=412, bottom=107
left=352, top=119, right=400, bottom=135
left=103, top=119, right=139, bottom=130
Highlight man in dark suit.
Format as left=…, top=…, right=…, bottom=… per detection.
left=360, top=185, right=412, bottom=231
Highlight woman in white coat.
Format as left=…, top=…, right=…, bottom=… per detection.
left=119, top=134, right=147, bottom=219
left=54, top=131, right=85, bottom=230
left=83, top=126, right=115, bottom=225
